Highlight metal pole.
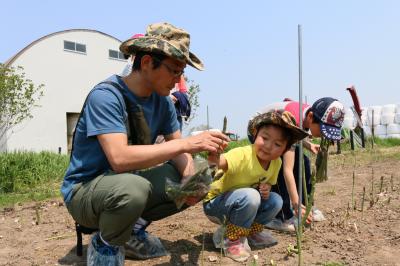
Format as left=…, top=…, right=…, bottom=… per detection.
left=297, top=25, right=304, bottom=266
left=297, top=24, right=304, bottom=228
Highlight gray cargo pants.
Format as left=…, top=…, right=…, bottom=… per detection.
left=66, top=163, right=184, bottom=246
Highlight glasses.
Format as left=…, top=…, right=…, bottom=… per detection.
left=153, top=57, right=184, bottom=78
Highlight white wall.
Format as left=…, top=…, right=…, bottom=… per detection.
left=4, top=30, right=127, bottom=153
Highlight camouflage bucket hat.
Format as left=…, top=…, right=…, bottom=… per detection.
left=247, top=111, right=310, bottom=144
left=120, top=22, right=204, bottom=70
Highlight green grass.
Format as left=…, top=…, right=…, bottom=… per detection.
left=0, top=151, right=68, bottom=207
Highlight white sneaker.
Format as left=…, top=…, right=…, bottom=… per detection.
left=312, top=207, right=326, bottom=222
left=265, top=218, right=296, bottom=232
left=248, top=230, right=278, bottom=247
left=223, top=237, right=251, bottom=262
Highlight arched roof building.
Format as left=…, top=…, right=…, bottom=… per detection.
left=2, top=29, right=127, bottom=153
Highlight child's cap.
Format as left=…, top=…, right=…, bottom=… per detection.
left=310, top=97, right=345, bottom=140
left=247, top=111, right=310, bottom=144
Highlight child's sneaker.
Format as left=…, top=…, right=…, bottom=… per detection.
left=87, top=232, right=125, bottom=266
left=223, top=237, right=251, bottom=262
left=248, top=230, right=278, bottom=248
left=265, top=217, right=296, bottom=232
left=312, top=207, right=326, bottom=222
left=212, top=225, right=225, bottom=249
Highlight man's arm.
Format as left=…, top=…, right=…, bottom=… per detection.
left=97, top=130, right=229, bottom=173
left=165, top=130, right=194, bottom=179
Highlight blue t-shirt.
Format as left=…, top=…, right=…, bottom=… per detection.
left=61, top=75, right=179, bottom=202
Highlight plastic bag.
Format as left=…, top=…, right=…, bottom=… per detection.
left=166, top=157, right=213, bottom=209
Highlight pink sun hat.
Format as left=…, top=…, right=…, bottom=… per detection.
left=123, top=33, right=144, bottom=59
left=131, top=33, right=144, bottom=39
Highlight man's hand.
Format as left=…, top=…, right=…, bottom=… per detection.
left=186, top=131, right=230, bottom=154
left=259, top=183, right=272, bottom=200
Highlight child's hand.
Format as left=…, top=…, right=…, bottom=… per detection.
left=207, top=152, right=220, bottom=166
left=184, top=196, right=201, bottom=206
left=309, top=143, right=320, bottom=155
left=293, top=203, right=313, bottom=224
left=259, top=183, right=272, bottom=200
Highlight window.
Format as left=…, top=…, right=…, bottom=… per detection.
left=109, top=49, right=126, bottom=60
left=76, top=43, right=86, bottom=53
left=64, top=41, right=75, bottom=51
left=64, top=40, right=86, bottom=54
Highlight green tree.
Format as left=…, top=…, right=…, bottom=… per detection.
left=0, top=64, right=44, bottom=143
left=185, top=77, right=200, bottom=124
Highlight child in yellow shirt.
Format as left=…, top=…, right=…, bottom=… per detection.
left=203, top=111, right=309, bottom=262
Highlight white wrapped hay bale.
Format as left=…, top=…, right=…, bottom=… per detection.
left=367, top=106, right=382, bottom=117
left=381, top=104, right=396, bottom=114
left=380, top=104, right=396, bottom=125
left=363, top=125, right=372, bottom=136
left=367, top=114, right=381, bottom=126
left=367, top=106, right=382, bottom=126
left=361, top=107, right=368, bottom=125
left=387, top=134, right=400, bottom=139
left=343, top=108, right=355, bottom=129
left=386, top=124, right=400, bottom=135
left=345, top=108, right=353, bottom=118
left=395, top=113, right=400, bottom=124
left=395, top=103, right=400, bottom=124
left=375, top=124, right=387, bottom=137
left=395, top=103, right=400, bottom=113
left=343, top=117, right=355, bottom=129
left=381, top=113, right=395, bottom=125
left=376, top=135, right=388, bottom=139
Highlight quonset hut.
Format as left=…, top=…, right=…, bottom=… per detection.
left=2, top=29, right=127, bottom=153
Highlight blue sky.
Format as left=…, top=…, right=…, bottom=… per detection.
left=2, top=1, right=399, bottom=138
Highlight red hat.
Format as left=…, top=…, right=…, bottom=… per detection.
left=130, top=33, right=144, bottom=39
left=123, top=34, right=144, bottom=59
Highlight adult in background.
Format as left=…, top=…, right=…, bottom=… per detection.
left=61, top=22, right=229, bottom=265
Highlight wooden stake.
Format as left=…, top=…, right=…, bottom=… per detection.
left=370, top=169, right=374, bottom=207
left=361, top=187, right=365, bottom=218
left=351, top=171, right=355, bottom=210
left=390, top=174, right=394, bottom=191
left=201, top=229, right=205, bottom=266
left=35, top=202, right=40, bottom=225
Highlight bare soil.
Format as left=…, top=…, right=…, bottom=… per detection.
left=1, top=147, right=399, bottom=266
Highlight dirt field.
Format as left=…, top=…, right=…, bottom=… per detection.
left=0, top=147, right=399, bottom=266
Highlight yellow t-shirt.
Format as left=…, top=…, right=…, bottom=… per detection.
left=204, top=145, right=282, bottom=202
